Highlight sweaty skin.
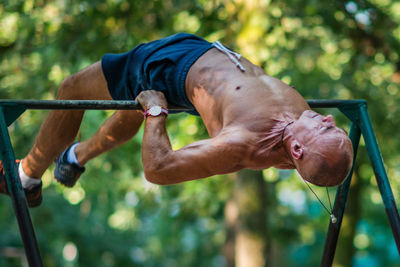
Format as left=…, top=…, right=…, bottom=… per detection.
left=137, top=48, right=322, bottom=185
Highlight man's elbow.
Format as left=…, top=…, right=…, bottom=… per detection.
left=143, top=168, right=170, bottom=185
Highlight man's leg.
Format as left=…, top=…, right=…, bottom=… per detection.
left=52, top=108, right=143, bottom=187
left=75, top=109, right=143, bottom=166
left=22, top=61, right=114, bottom=179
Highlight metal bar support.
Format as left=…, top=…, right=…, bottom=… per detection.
left=358, top=104, right=400, bottom=250
left=0, top=99, right=399, bottom=266
left=0, top=107, right=43, bottom=267
left=321, top=123, right=361, bottom=267
left=0, top=99, right=367, bottom=110
left=0, top=99, right=186, bottom=111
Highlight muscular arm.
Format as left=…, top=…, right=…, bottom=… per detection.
left=142, top=116, right=246, bottom=185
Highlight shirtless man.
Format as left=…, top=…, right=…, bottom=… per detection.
left=0, top=33, right=353, bottom=207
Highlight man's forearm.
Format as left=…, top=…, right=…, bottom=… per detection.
left=140, top=108, right=246, bottom=185
left=141, top=116, right=174, bottom=184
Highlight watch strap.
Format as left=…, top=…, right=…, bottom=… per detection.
left=144, top=106, right=168, bottom=118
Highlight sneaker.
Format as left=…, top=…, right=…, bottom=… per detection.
left=54, top=144, right=85, bottom=187
left=0, top=160, right=42, bottom=208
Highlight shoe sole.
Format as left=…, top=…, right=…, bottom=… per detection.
left=27, top=194, right=42, bottom=208
left=54, top=163, right=80, bottom=187
left=54, top=175, right=77, bottom=187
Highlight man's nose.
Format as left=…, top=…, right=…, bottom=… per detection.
left=322, top=115, right=335, bottom=125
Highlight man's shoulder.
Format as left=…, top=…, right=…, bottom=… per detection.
left=214, top=126, right=277, bottom=169
left=215, top=126, right=260, bottom=150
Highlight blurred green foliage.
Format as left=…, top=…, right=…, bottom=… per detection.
left=1, top=0, right=400, bottom=266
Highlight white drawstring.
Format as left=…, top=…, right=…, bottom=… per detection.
left=212, top=41, right=246, bottom=72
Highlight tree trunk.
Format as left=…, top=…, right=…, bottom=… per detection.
left=224, top=169, right=268, bottom=267
left=223, top=193, right=237, bottom=267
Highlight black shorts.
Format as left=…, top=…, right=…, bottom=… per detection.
left=101, top=33, right=213, bottom=114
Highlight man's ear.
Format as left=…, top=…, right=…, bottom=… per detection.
left=290, top=140, right=304, bottom=160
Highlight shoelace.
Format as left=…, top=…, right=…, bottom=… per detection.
left=212, top=41, right=246, bottom=72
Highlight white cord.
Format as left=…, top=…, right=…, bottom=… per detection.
left=212, top=41, right=246, bottom=72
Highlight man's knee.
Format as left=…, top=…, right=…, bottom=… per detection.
left=56, top=74, right=84, bottom=100
left=55, top=62, right=111, bottom=100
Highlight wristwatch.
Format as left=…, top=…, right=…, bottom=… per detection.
left=144, top=106, right=168, bottom=118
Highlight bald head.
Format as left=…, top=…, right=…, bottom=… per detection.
left=287, top=110, right=354, bottom=187
left=296, top=133, right=353, bottom=186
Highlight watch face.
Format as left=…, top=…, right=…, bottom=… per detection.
left=149, top=106, right=162, bottom=116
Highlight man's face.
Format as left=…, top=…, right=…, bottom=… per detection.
left=292, top=110, right=348, bottom=145
left=291, top=110, right=353, bottom=186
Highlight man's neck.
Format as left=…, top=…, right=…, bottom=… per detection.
left=247, top=116, right=294, bottom=168
left=278, top=125, right=296, bottom=169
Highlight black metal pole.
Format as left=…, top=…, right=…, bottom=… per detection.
left=0, top=108, right=43, bottom=267
left=307, top=99, right=366, bottom=108
left=0, top=99, right=367, bottom=110
left=320, top=123, right=361, bottom=267
left=0, top=98, right=397, bottom=266
left=0, top=99, right=190, bottom=111
left=359, top=104, right=400, bottom=252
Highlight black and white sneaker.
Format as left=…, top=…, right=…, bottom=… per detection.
left=54, top=144, right=85, bottom=187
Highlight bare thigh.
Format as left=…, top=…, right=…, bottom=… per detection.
left=56, top=61, right=113, bottom=100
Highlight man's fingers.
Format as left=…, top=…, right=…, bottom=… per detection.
left=136, top=90, right=168, bottom=110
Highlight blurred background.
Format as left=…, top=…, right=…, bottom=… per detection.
left=1, top=0, right=400, bottom=266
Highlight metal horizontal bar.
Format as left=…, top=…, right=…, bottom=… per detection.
left=0, top=100, right=139, bottom=110
left=0, top=100, right=189, bottom=111
left=0, top=99, right=367, bottom=110
left=307, top=99, right=366, bottom=108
